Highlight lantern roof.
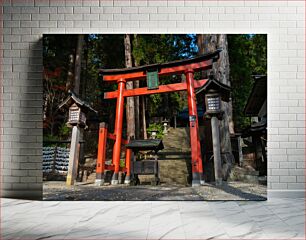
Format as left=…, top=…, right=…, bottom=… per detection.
left=58, top=90, right=98, bottom=114
left=195, top=74, right=231, bottom=102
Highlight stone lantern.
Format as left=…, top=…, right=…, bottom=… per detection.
left=162, top=119, right=169, bottom=135
left=148, top=129, right=158, bottom=139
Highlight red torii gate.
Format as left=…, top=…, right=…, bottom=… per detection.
left=96, top=50, right=220, bottom=186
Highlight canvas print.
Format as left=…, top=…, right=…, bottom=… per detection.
left=43, top=34, right=267, bottom=200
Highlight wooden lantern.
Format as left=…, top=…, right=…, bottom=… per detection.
left=205, top=91, right=221, bottom=115
left=68, top=103, right=86, bottom=126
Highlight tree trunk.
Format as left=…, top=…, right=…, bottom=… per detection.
left=197, top=34, right=205, bottom=54
left=133, top=34, right=140, bottom=139
left=215, top=34, right=235, bottom=135
left=74, top=34, right=84, bottom=95
left=82, top=35, right=89, bottom=99
left=197, top=34, right=235, bottom=180
left=124, top=34, right=135, bottom=139
left=197, top=34, right=207, bottom=79
left=134, top=81, right=140, bottom=139
left=73, top=34, right=84, bottom=180
left=216, top=35, right=230, bottom=85
left=66, top=53, right=74, bottom=91
left=141, top=96, right=147, bottom=139
left=217, top=35, right=235, bottom=135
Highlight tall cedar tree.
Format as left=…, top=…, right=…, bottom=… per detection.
left=197, top=34, right=235, bottom=180
left=124, top=34, right=136, bottom=139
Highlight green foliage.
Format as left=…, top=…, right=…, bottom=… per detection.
left=133, top=34, right=197, bottom=118
left=43, top=35, right=76, bottom=70
left=43, top=134, right=67, bottom=147
left=133, top=34, right=197, bottom=65
left=43, top=134, right=60, bottom=142
left=228, top=34, right=267, bottom=131
left=148, top=94, right=163, bottom=116
left=44, top=34, right=197, bottom=141
left=120, top=159, right=125, bottom=168
left=43, top=35, right=77, bottom=137
left=83, top=35, right=124, bottom=124
left=58, top=123, right=71, bottom=140
left=147, top=123, right=164, bottom=139
left=251, top=35, right=267, bottom=74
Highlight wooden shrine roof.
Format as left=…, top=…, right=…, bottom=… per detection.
left=244, top=75, right=267, bottom=116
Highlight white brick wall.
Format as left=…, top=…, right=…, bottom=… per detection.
left=0, top=0, right=305, bottom=199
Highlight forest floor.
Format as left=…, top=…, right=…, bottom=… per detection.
left=43, top=181, right=267, bottom=201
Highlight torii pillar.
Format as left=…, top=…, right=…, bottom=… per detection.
left=111, top=78, right=126, bottom=184
left=185, top=69, right=204, bottom=186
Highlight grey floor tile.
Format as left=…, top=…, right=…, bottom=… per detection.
left=1, top=197, right=304, bottom=240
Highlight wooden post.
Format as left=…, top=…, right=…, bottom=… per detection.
left=211, top=116, right=222, bottom=185
left=112, top=78, right=126, bottom=185
left=124, top=147, right=132, bottom=184
left=185, top=69, right=204, bottom=186
left=82, top=169, right=88, bottom=182
left=141, top=96, right=147, bottom=139
left=52, top=145, right=57, bottom=176
left=66, top=125, right=80, bottom=186
left=134, top=81, right=140, bottom=139
left=95, top=122, right=108, bottom=186
left=238, top=135, right=243, bottom=167
left=78, top=129, right=84, bottom=180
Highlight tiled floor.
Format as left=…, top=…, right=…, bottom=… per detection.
left=1, top=198, right=305, bottom=239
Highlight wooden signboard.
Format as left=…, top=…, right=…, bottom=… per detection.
left=146, top=69, right=159, bottom=90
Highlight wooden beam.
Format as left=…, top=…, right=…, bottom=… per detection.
left=104, top=164, right=127, bottom=172
left=102, top=60, right=213, bottom=82
left=104, top=79, right=208, bottom=99
left=107, top=133, right=129, bottom=145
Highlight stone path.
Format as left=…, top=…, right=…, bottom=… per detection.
left=43, top=181, right=267, bottom=201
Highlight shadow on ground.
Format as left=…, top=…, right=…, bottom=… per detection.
left=43, top=181, right=267, bottom=201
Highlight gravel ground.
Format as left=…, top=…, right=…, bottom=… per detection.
left=43, top=181, right=267, bottom=201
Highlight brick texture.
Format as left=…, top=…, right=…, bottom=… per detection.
left=0, top=0, right=305, bottom=199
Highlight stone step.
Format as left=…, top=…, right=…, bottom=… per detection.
left=159, top=155, right=191, bottom=160
left=228, top=165, right=260, bottom=184
left=138, top=175, right=157, bottom=184
left=84, top=171, right=96, bottom=183
left=158, top=159, right=190, bottom=185
left=160, top=177, right=188, bottom=186
left=155, top=127, right=192, bottom=185
left=160, top=169, right=188, bottom=175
